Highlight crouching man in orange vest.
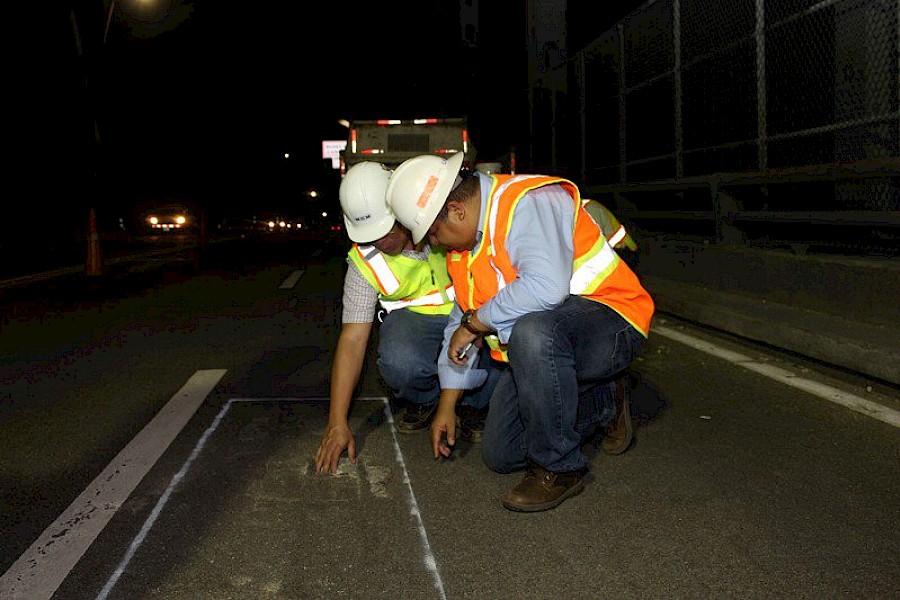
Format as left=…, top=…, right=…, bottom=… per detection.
left=386, top=153, right=655, bottom=512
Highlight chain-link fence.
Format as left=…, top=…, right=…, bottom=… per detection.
left=529, top=0, right=899, bottom=254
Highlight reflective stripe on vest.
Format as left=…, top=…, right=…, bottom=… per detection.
left=483, top=175, right=554, bottom=296
left=570, top=238, right=618, bottom=294
left=582, top=198, right=630, bottom=249
left=607, top=224, right=627, bottom=247
left=358, top=244, right=400, bottom=294
left=379, top=285, right=456, bottom=313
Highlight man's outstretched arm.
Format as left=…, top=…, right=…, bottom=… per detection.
left=315, top=321, right=373, bottom=474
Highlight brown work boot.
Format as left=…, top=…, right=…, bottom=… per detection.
left=501, top=465, right=586, bottom=512
left=601, top=373, right=633, bottom=455
left=397, top=402, right=437, bottom=433
left=456, top=404, right=488, bottom=443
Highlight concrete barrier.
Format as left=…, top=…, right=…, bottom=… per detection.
left=636, top=239, right=900, bottom=385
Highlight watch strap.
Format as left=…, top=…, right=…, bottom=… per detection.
left=461, top=309, right=483, bottom=335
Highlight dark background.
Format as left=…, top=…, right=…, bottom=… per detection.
left=11, top=1, right=641, bottom=249
left=16, top=2, right=524, bottom=237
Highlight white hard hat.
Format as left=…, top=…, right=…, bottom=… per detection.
left=339, top=161, right=394, bottom=242
left=385, top=152, right=465, bottom=244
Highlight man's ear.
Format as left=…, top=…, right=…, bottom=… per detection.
left=447, top=200, right=466, bottom=225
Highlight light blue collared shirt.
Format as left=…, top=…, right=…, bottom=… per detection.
left=437, top=173, right=576, bottom=390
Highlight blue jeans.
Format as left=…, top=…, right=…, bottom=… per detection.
left=482, top=296, right=646, bottom=474
left=377, top=309, right=500, bottom=409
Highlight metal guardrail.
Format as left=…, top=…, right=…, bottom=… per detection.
left=586, top=158, right=899, bottom=194
left=584, top=158, right=900, bottom=248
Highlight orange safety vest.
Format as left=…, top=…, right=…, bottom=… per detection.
left=447, top=174, right=654, bottom=362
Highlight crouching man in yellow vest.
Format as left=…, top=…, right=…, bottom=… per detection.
left=314, top=162, right=501, bottom=475
left=582, top=199, right=639, bottom=270
left=386, top=153, right=655, bottom=512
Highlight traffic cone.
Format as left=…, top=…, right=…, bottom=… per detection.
left=198, top=209, right=208, bottom=252
left=85, top=207, right=104, bottom=276
left=191, top=209, right=208, bottom=274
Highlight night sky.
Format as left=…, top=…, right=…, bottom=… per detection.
left=17, top=1, right=680, bottom=246
left=13, top=0, right=533, bottom=238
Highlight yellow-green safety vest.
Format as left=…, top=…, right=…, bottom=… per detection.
left=582, top=199, right=638, bottom=252
left=348, top=244, right=455, bottom=315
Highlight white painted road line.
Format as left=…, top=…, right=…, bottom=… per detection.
left=278, top=269, right=305, bottom=289
left=97, top=396, right=445, bottom=600
left=383, top=398, right=448, bottom=600
left=97, top=395, right=236, bottom=600
left=654, top=325, right=900, bottom=428
left=0, top=369, right=227, bottom=600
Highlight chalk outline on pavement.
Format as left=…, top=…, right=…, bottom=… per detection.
left=97, top=396, right=447, bottom=600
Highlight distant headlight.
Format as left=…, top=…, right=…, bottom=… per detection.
left=149, top=216, right=159, bottom=225
left=176, top=215, right=186, bottom=225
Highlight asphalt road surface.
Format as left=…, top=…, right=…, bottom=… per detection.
left=1, top=235, right=898, bottom=599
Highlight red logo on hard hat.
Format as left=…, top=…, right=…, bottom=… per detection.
left=417, top=175, right=439, bottom=209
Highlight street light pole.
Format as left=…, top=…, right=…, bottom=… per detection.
left=103, top=0, right=117, bottom=46
left=71, top=1, right=118, bottom=274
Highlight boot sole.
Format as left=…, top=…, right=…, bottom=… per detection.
left=396, top=421, right=432, bottom=434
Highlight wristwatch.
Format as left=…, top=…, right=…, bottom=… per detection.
left=460, top=309, right=483, bottom=336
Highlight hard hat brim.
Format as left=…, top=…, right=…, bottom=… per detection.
left=343, top=212, right=394, bottom=243
left=340, top=161, right=395, bottom=243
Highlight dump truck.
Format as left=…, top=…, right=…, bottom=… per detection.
left=339, top=117, right=476, bottom=175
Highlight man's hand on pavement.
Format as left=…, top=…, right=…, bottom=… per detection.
left=314, top=423, right=355, bottom=475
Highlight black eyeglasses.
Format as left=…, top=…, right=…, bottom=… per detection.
left=450, top=168, right=473, bottom=192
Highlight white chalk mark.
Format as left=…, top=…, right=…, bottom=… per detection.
left=383, top=398, right=448, bottom=600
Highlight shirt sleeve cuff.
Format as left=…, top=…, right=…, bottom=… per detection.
left=437, top=348, right=488, bottom=389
